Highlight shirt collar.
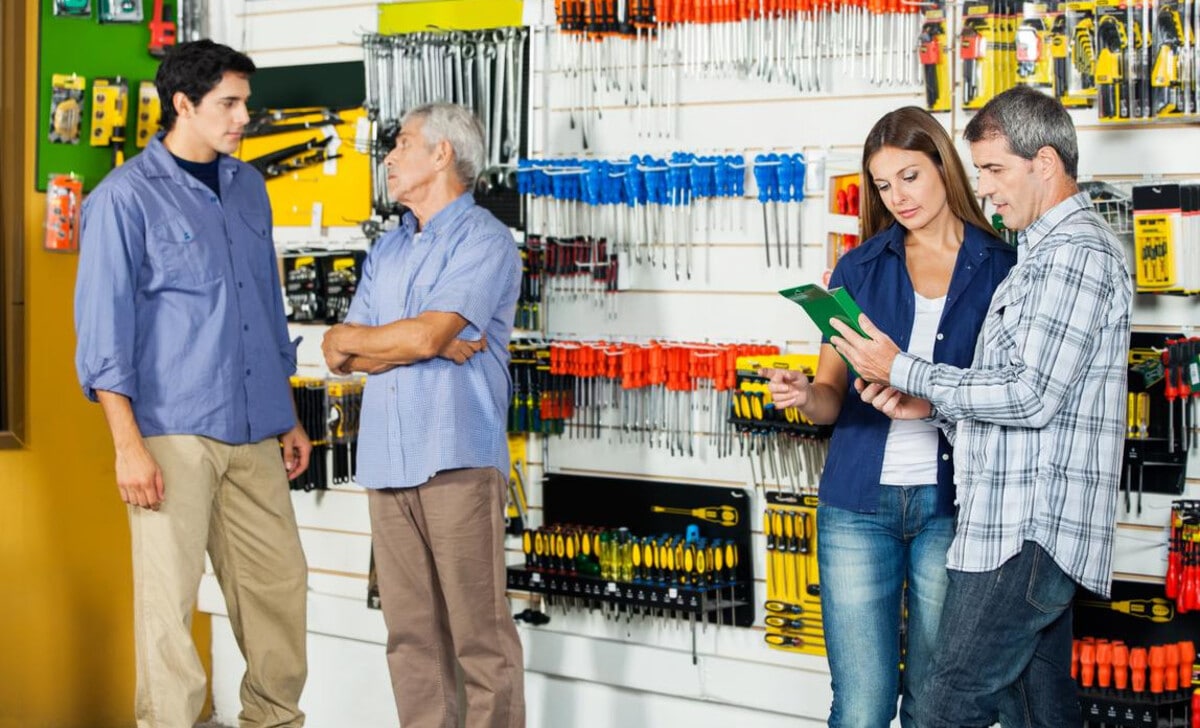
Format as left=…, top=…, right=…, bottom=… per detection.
left=402, top=192, right=476, bottom=238
left=858, top=221, right=907, bottom=262
left=142, top=133, right=241, bottom=189
left=1017, top=191, right=1091, bottom=253
left=859, top=220, right=1005, bottom=262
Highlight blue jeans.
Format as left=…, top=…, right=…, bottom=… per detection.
left=916, top=541, right=1080, bottom=728
left=818, top=485, right=954, bottom=728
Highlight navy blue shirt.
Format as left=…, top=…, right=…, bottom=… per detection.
left=170, top=152, right=221, bottom=199
left=818, top=222, right=1016, bottom=516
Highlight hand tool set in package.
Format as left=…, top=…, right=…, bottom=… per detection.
left=1133, top=182, right=1200, bottom=294
left=289, top=375, right=365, bottom=491
left=762, top=492, right=824, bottom=656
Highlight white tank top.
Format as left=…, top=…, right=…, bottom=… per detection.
left=880, top=291, right=945, bottom=485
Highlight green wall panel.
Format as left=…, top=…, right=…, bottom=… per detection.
left=36, top=0, right=166, bottom=192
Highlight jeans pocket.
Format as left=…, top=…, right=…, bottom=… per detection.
left=1025, top=546, right=1075, bottom=614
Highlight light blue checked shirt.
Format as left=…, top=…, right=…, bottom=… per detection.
left=345, top=193, right=520, bottom=489
left=75, top=135, right=297, bottom=444
left=893, top=192, right=1132, bottom=597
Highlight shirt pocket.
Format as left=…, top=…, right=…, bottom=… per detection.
left=149, top=217, right=218, bottom=285
left=237, top=208, right=276, bottom=284
left=981, top=285, right=1025, bottom=356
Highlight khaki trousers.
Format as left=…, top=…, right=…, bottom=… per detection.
left=131, top=435, right=308, bottom=728
left=368, top=468, right=525, bottom=728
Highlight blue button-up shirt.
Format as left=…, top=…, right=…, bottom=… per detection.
left=345, top=193, right=521, bottom=489
left=74, top=135, right=297, bottom=444
left=818, top=222, right=1016, bottom=515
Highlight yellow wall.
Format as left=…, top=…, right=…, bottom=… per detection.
left=0, top=7, right=209, bottom=728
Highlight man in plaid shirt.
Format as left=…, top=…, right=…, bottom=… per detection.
left=831, top=86, right=1132, bottom=726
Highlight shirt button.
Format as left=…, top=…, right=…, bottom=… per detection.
left=246, top=368, right=252, bottom=376
left=941, top=453, right=950, bottom=461
left=936, top=333, right=944, bottom=341
left=210, top=196, right=217, bottom=203
left=238, top=281, right=244, bottom=288
left=243, top=324, right=249, bottom=331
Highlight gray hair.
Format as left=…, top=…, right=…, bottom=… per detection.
left=400, top=103, right=486, bottom=188
left=964, top=86, right=1079, bottom=179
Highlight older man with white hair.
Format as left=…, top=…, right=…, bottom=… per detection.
left=322, top=102, right=524, bottom=728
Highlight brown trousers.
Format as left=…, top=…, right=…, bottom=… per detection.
left=368, top=468, right=525, bottom=728
left=132, top=435, right=308, bottom=728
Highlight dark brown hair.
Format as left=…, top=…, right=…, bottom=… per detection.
left=860, top=106, right=997, bottom=239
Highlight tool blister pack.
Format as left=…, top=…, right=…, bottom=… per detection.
left=282, top=250, right=367, bottom=324
left=961, top=0, right=1018, bottom=110
left=43, top=173, right=84, bottom=253
left=1133, top=182, right=1200, bottom=294
left=1016, top=1, right=1057, bottom=93
left=289, top=375, right=365, bottom=491
left=920, top=2, right=952, bottom=111
left=762, top=492, right=824, bottom=657
left=48, top=73, right=87, bottom=145
left=135, top=80, right=161, bottom=148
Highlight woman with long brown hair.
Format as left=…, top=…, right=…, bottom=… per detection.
left=764, top=106, right=1015, bottom=726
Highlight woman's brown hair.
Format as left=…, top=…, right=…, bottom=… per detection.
left=859, top=106, right=998, bottom=240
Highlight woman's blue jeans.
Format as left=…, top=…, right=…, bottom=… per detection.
left=818, top=485, right=954, bottom=728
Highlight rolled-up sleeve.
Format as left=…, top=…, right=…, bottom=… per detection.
left=74, top=187, right=144, bottom=402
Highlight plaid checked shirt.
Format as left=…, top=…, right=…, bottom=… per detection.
left=892, top=192, right=1132, bottom=597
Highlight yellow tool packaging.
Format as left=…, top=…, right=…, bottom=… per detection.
left=920, top=5, right=952, bottom=111
left=135, top=79, right=161, bottom=148
left=89, top=76, right=129, bottom=166
left=1016, top=2, right=1056, bottom=91
left=1150, top=0, right=1188, bottom=118
left=1062, top=1, right=1100, bottom=106
left=763, top=492, right=824, bottom=656
left=1096, top=0, right=1133, bottom=119
left=1132, top=182, right=1200, bottom=293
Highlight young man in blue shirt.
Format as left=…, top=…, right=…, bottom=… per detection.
left=321, top=102, right=524, bottom=728
left=75, top=40, right=310, bottom=728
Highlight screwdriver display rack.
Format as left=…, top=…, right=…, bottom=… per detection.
left=762, top=491, right=825, bottom=657
left=1122, top=332, right=1193, bottom=514
left=507, top=338, right=784, bottom=461
left=1075, top=581, right=1200, bottom=727
left=1075, top=635, right=1196, bottom=727
left=1167, top=500, right=1200, bottom=613
left=730, top=354, right=832, bottom=493
left=507, top=474, right=756, bottom=661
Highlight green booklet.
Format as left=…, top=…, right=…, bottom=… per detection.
left=779, top=283, right=870, bottom=374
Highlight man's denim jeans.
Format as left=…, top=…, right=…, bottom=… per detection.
left=818, top=484, right=954, bottom=728
left=917, top=540, right=1082, bottom=728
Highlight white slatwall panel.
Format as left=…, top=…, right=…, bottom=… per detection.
left=202, top=1, right=1200, bottom=725
left=217, top=0, right=376, bottom=67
